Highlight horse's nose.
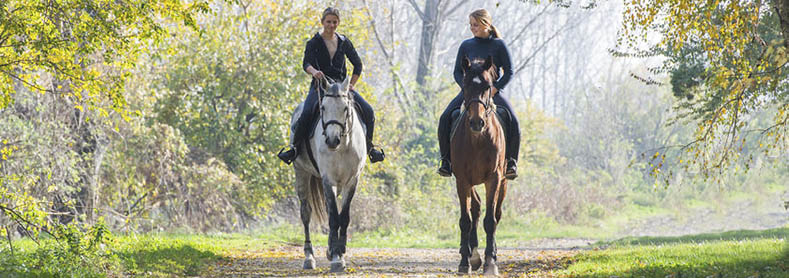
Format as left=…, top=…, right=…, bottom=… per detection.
left=326, top=137, right=340, bottom=149
left=470, top=118, right=485, bottom=132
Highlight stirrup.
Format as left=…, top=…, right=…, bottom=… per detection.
left=368, top=147, right=385, bottom=163
left=505, top=159, right=517, bottom=180
left=438, top=159, right=452, bottom=177
left=277, top=146, right=297, bottom=165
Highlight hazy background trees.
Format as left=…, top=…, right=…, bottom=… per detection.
left=0, top=0, right=786, bottom=244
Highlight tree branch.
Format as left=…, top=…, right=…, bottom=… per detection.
left=440, top=0, right=466, bottom=19
left=407, top=0, right=428, bottom=22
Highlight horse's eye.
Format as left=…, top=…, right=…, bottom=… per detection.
left=344, top=107, right=348, bottom=112
left=321, top=106, right=325, bottom=111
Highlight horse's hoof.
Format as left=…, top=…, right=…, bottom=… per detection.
left=330, top=261, right=345, bottom=273
left=470, top=248, right=482, bottom=271
left=303, top=257, right=316, bottom=269
left=457, top=264, right=471, bottom=274
left=483, top=263, right=499, bottom=276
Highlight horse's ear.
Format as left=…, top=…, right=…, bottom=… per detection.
left=462, top=56, right=471, bottom=72
left=483, top=55, right=493, bottom=71
left=319, top=77, right=329, bottom=91
left=342, top=77, right=350, bottom=92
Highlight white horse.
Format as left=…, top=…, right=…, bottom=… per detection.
left=289, top=77, right=366, bottom=273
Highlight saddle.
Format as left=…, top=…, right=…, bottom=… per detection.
left=449, top=103, right=510, bottom=142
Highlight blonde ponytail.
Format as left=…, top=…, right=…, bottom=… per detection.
left=470, top=9, right=501, bottom=39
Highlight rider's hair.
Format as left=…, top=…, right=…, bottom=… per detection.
left=322, top=7, right=340, bottom=22
left=469, top=9, right=500, bottom=39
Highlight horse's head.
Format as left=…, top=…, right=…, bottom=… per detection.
left=461, top=55, right=496, bottom=133
left=319, top=77, right=354, bottom=150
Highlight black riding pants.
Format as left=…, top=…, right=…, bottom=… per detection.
left=437, top=91, right=521, bottom=161
left=293, top=84, right=375, bottom=148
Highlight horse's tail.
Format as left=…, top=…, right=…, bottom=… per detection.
left=308, top=176, right=327, bottom=224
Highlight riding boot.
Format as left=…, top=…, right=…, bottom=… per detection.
left=438, top=115, right=452, bottom=177
left=366, top=135, right=385, bottom=163
left=351, top=90, right=384, bottom=163
left=438, top=157, right=452, bottom=177
left=505, top=158, right=517, bottom=180
left=278, top=122, right=304, bottom=165
left=504, top=130, right=518, bottom=180
left=277, top=144, right=299, bottom=165
left=438, top=93, right=463, bottom=177
left=279, top=85, right=320, bottom=165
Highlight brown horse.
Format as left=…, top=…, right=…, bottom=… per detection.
left=451, top=55, right=507, bottom=275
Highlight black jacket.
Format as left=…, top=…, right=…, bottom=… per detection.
left=453, top=36, right=513, bottom=91
left=302, top=32, right=362, bottom=82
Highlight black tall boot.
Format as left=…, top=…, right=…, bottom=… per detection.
left=365, top=119, right=385, bottom=163
left=504, top=126, right=518, bottom=180
left=437, top=117, right=452, bottom=177
left=278, top=121, right=306, bottom=165
left=277, top=141, right=299, bottom=165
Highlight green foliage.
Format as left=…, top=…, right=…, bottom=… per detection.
left=0, top=232, right=261, bottom=277
left=102, top=122, right=249, bottom=232
left=0, top=0, right=208, bottom=114
left=151, top=1, right=373, bottom=213
left=0, top=219, right=115, bottom=278
left=620, top=0, right=789, bottom=184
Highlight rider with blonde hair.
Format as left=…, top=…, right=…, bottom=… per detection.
left=437, top=8, right=520, bottom=179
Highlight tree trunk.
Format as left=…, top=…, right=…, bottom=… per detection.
left=415, top=0, right=439, bottom=89
left=777, top=0, right=789, bottom=48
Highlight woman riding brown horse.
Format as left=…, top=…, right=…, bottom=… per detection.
left=452, top=55, right=507, bottom=276
left=438, top=9, right=519, bottom=180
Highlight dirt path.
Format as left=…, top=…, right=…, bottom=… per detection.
left=202, top=242, right=586, bottom=277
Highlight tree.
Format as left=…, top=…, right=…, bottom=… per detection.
left=0, top=0, right=207, bottom=113
left=621, top=0, right=789, bottom=182
left=152, top=1, right=373, bottom=213
left=0, top=0, right=206, bottom=244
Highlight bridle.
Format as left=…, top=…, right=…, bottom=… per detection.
left=464, top=81, right=494, bottom=117
left=316, top=76, right=353, bottom=138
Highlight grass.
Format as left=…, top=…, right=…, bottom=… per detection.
left=1, top=226, right=787, bottom=277
left=111, top=233, right=267, bottom=277
left=557, top=227, right=789, bottom=277
left=0, top=233, right=272, bottom=278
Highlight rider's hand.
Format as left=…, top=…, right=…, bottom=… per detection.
left=312, top=70, right=324, bottom=79
left=349, top=83, right=355, bottom=92
left=491, top=86, right=499, bottom=95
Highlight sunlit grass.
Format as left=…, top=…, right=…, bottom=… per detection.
left=557, top=227, right=789, bottom=277
left=0, top=233, right=270, bottom=278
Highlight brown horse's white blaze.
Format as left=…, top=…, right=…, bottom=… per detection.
left=451, top=55, right=507, bottom=276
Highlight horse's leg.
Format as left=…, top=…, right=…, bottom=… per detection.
left=321, top=177, right=342, bottom=273
left=483, top=175, right=503, bottom=276
left=457, top=184, right=473, bottom=274
left=296, top=170, right=316, bottom=269
left=469, top=188, right=482, bottom=271
left=330, top=177, right=358, bottom=273
left=496, top=179, right=507, bottom=227
left=337, top=178, right=357, bottom=256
